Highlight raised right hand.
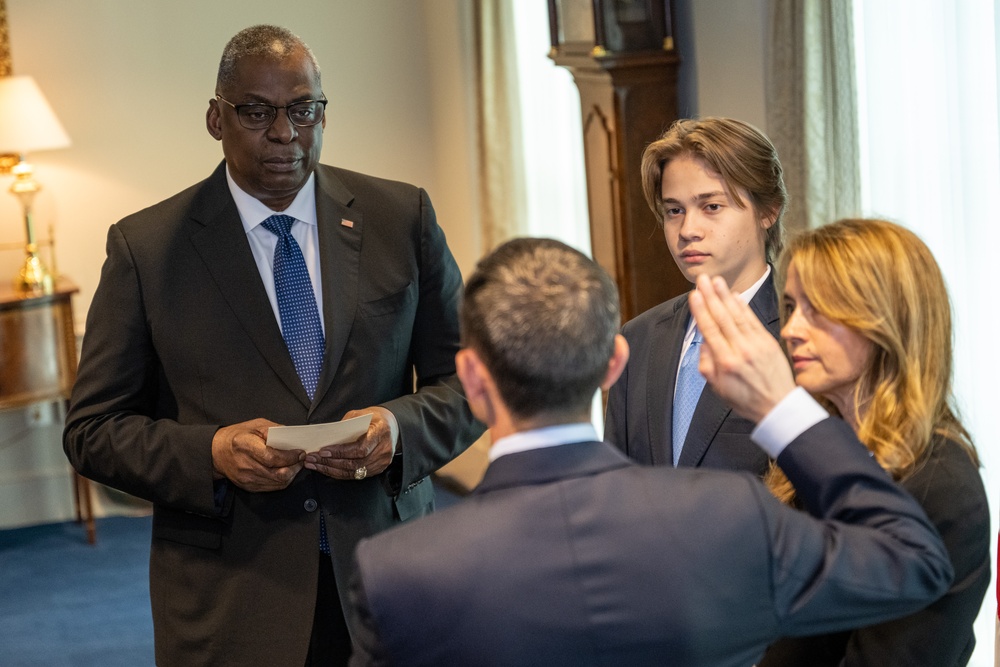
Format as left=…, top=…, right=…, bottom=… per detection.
left=688, top=274, right=797, bottom=423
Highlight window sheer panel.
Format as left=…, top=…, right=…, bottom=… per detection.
left=509, top=1, right=597, bottom=428
left=855, top=3, right=999, bottom=665
left=511, top=0, right=590, bottom=253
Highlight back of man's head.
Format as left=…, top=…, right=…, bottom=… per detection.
left=460, top=238, right=620, bottom=420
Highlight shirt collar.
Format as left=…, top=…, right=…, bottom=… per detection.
left=225, top=166, right=318, bottom=233
left=489, top=423, right=599, bottom=463
left=740, top=264, right=771, bottom=305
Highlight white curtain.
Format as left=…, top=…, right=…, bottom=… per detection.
left=510, top=0, right=602, bottom=427
left=509, top=0, right=590, bottom=253
left=473, top=0, right=589, bottom=253
left=854, top=3, right=999, bottom=666
left=472, top=0, right=528, bottom=252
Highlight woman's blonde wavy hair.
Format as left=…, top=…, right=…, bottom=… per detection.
left=766, top=218, right=978, bottom=503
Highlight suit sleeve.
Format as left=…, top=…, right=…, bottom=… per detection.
left=762, top=418, right=955, bottom=636
left=836, top=441, right=991, bottom=666
left=63, top=225, right=220, bottom=515
left=379, top=189, right=484, bottom=491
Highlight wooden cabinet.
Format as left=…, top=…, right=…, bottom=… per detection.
left=0, top=279, right=95, bottom=543
left=0, top=280, right=79, bottom=409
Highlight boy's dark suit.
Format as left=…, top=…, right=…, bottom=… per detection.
left=64, top=161, right=482, bottom=666
left=605, top=272, right=779, bottom=473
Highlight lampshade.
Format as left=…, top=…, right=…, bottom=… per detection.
left=0, top=75, right=70, bottom=154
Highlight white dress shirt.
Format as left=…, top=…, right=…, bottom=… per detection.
left=226, top=167, right=325, bottom=337
left=225, top=168, right=399, bottom=449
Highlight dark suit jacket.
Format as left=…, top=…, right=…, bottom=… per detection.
left=348, top=419, right=953, bottom=667
left=63, top=162, right=483, bottom=666
left=759, top=435, right=991, bottom=667
left=604, top=271, right=779, bottom=474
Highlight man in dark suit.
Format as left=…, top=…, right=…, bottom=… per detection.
left=605, top=117, right=785, bottom=475
left=63, top=25, right=481, bottom=666
left=348, top=238, right=953, bottom=667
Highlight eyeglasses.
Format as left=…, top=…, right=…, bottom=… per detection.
left=215, top=94, right=327, bottom=130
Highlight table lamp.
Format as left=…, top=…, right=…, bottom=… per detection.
left=0, top=75, right=70, bottom=294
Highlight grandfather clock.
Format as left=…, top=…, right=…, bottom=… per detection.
left=548, top=0, right=687, bottom=322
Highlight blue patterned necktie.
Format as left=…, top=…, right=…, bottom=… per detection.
left=262, top=215, right=330, bottom=555
left=261, top=215, right=325, bottom=401
left=672, top=326, right=706, bottom=466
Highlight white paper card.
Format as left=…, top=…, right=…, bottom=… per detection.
left=266, top=414, right=372, bottom=453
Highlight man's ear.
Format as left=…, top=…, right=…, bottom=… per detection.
left=206, top=99, right=223, bottom=141
left=759, top=206, right=780, bottom=231
left=600, top=335, right=630, bottom=391
left=456, top=348, right=494, bottom=425
left=456, top=349, right=482, bottom=400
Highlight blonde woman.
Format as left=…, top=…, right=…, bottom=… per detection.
left=759, top=219, right=990, bottom=666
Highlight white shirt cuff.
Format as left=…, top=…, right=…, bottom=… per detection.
left=750, top=387, right=829, bottom=459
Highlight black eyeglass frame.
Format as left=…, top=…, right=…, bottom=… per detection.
left=215, top=94, right=328, bottom=130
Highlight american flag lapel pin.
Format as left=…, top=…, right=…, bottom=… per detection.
left=341, top=218, right=354, bottom=229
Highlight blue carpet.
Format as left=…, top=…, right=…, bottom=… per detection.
left=0, top=516, right=154, bottom=666
left=0, top=484, right=465, bottom=665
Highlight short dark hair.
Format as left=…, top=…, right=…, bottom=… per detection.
left=641, top=117, right=787, bottom=262
left=217, top=25, right=321, bottom=92
left=461, top=238, right=620, bottom=419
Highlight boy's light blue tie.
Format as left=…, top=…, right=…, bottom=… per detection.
left=262, top=214, right=325, bottom=401
left=671, top=327, right=705, bottom=466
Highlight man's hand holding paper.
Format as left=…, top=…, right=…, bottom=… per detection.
left=267, top=412, right=373, bottom=454
left=212, top=417, right=303, bottom=493
left=304, top=407, right=396, bottom=481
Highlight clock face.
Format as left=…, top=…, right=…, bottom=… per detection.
left=550, top=0, right=672, bottom=55
left=555, top=0, right=596, bottom=45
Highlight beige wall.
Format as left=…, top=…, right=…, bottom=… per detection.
left=0, top=0, right=771, bottom=528
left=0, top=0, right=482, bottom=527
left=0, top=0, right=482, bottom=327
left=691, top=0, right=769, bottom=128
left=0, top=0, right=771, bottom=323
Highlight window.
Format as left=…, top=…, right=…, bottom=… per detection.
left=510, top=1, right=591, bottom=253
left=855, top=4, right=999, bottom=662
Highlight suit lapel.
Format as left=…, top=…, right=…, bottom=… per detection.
left=749, top=270, right=781, bottom=338
left=678, top=271, right=780, bottom=466
left=310, top=167, right=363, bottom=411
left=646, top=298, right=688, bottom=466
left=190, top=164, right=308, bottom=405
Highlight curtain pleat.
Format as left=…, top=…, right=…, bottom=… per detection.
left=767, top=0, right=860, bottom=231
left=472, top=0, right=529, bottom=252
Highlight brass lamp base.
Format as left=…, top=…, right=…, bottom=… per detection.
left=15, top=247, right=53, bottom=294
left=10, top=157, right=55, bottom=295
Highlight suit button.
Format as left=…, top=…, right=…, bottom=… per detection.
left=303, top=499, right=318, bottom=512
